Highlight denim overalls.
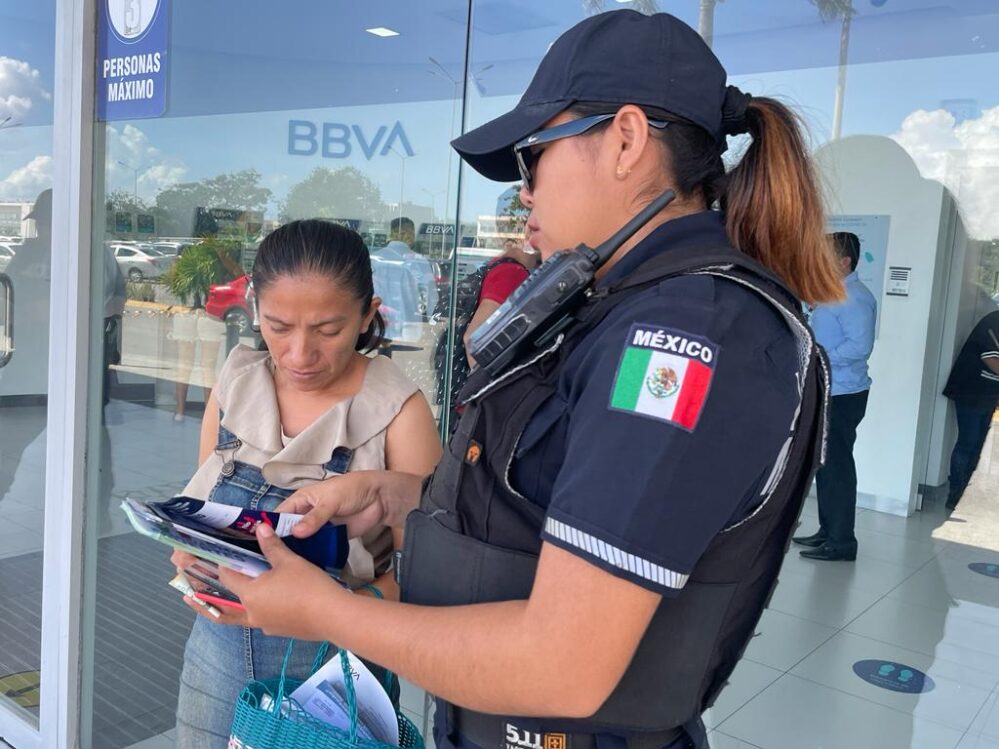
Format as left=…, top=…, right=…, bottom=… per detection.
left=175, top=422, right=353, bottom=748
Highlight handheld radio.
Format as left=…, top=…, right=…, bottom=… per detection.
left=467, top=189, right=676, bottom=375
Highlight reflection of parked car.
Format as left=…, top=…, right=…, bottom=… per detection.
left=111, top=243, right=173, bottom=281
left=153, top=241, right=193, bottom=257
left=423, top=256, right=449, bottom=305
left=0, top=244, right=15, bottom=273
left=206, top=274, right=254, bottom=333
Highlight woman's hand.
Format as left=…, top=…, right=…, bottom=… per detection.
left=182, top=593, right=250, bottom=626
left=275, top=470, right=424, bottom=539
left=218, top=524, right=349, bottom=640
left=171, top=549, right=198, bottom=575
left=172, top=552, right=249, bottom=625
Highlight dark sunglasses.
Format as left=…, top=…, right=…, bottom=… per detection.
left=514, top=112, right=669, bottom=190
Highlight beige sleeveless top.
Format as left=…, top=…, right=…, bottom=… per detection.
left=181, top=345, right=420, bottom=584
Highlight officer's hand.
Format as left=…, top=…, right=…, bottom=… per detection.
left=276, top=471, right=423, bottom=539
left=218, top=524, right=348, bottom=641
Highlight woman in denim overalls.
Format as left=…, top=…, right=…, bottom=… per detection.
left=172, top=220, right=442, bottom=747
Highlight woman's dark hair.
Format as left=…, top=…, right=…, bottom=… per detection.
left=568, top=99, right=843, bottom=306
left=830, top=231, right=860, bottom=272
left=252, top=219, right=385, bottom=352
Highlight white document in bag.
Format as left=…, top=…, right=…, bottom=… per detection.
left=290, top=649, right=400, bottom=746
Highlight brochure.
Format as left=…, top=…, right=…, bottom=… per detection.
left=123, top=497, right=270, bottom=576
left=121, top=495, right=350, bottom=576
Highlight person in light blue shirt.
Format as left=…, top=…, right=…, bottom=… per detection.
left=794, top=232, right=877, bottom=561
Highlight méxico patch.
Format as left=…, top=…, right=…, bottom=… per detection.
left=609, top=324, right=719, bottom=430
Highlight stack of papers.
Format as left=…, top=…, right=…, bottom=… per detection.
left=123, top=496, right=271, bottom=576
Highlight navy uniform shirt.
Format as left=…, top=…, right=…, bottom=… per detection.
left=511, top=211, right=801, bottom=596
left=943, top=310, right=999, bottom=406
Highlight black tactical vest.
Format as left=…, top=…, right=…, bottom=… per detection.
left=400, top=244, right=830, bottom=749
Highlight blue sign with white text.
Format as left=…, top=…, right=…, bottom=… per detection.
left=97, top=0, right=169, bottom=121
left=853, top=660, right=934, bottom=694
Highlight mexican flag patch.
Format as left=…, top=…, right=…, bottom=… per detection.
left=610, top=324, right=719, bottom=431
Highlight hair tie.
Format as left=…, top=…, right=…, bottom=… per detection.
left=721, top=85, right=753, bottom=137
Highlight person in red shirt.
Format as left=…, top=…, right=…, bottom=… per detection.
left=463, top=236, right=539, bottom=365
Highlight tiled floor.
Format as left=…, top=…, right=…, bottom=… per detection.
left=1, top=396, right=997, bottom=748
left=709, top=427, right=999, bottom=749
left=0, top=400, right=197, bottom=748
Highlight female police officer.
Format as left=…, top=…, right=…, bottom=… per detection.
left=213, top=11, right=844, bottom=749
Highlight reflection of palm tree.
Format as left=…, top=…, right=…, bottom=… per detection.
left=812, top=0, right=855, bottom=140
left=697, top=0, right=726, bottom=48
left=583, top=0, right=659, bottom=16
left=584, top=1, right=722, bottom=47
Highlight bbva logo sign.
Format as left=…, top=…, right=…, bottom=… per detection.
left=288, top=119, right=414, bottom=160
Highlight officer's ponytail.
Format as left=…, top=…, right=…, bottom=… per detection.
left=723, top=97, right=843, bottom=305
left=569, top=99, right=843, bottom=305
left=253, top=219, right=385, bottom=352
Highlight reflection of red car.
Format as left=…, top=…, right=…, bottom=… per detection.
left=206, top=274, right=253, bottom=333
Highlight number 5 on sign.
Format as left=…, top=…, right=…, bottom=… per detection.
left=124, top=0, right=142, bottom=35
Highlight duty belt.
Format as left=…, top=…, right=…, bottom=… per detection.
left=452, top=708, right=702, bottom=749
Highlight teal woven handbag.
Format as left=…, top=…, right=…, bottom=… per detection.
left=228, top=640, right=425, bottom=749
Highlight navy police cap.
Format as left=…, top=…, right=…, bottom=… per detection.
left=452, top=10, right=730, bottom=182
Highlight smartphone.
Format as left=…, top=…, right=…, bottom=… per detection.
left=185, top=562, right=242, bottom=603
left=193, top=592, right=247, bottom=612
left=168, top=573, right=221, bottom=618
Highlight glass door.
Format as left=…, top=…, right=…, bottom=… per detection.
left=81, top=2, right=469, bottom=746
left=0, top=1, right=57, bottom=742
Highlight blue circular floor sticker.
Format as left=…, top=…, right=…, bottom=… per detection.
left=969, top=563, right=999, bottom=579
left=853, top=660, right=934, bottom=693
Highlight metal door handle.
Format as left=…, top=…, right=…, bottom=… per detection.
left=0, top=272, right=13, bottom=368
